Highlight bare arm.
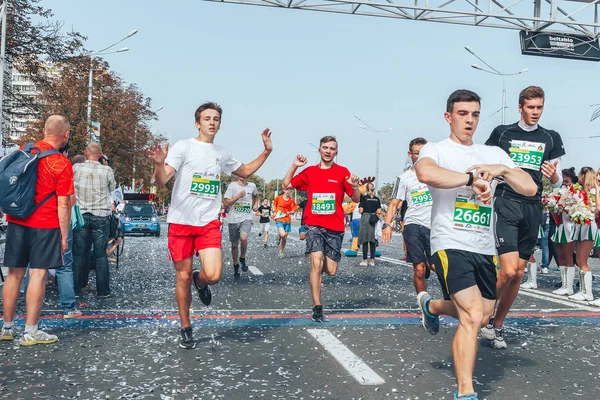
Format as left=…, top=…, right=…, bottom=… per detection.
left=467, top=164, right=537, bottom=197
left=57, top=195, right=71, bottom=253
left=381, top=198, right=402, bottom=244
left=282, top=155, right=308, bottom=190
left=415, top=158, right=471, bottom=189
left=252, top=194, right=259, bottom=210
left=232, top=128, right=273, bottom=178
left=223, top=191, right=246, bottom=207
left=154, top=163, right=176, bottom=187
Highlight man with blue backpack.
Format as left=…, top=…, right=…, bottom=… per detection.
left=0, top=115, right=73, bottom=346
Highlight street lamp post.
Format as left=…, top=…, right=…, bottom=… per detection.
left=465, top=46, right=529, bottom=125
left=86, top=30, right=138, bottom=143
left=354, top=114, right=393, bottom=194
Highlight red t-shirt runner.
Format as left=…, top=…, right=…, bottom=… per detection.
left=290, top=163, right=353, bottom=232
left=6, top=140, right=74, bottom=229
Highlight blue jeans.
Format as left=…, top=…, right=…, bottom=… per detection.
left=73, top=214, right=110, bottom=296
left=55, top=228, right=76, bottom=312
left=540, top=222, right=550, bottom=268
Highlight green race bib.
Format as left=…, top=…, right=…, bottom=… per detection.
left=233, top=203, right=252, bottom=213
left=312, top=193, right=336, bottom=215
left=453, top=188, right=492, bottom=232
left=509, top=140, right=545, bottom=171
left=411, top=189, right=432, bottom=207
left=190, top=174, right=220, bottom=199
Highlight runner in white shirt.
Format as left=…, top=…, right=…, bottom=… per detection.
left=382, top=137, right=432, bottom=294
left=413, top=90, right=536, bottom=400
left=223, top=178, right=259, bottom=278
left=149, top=102, right=272, bottom=350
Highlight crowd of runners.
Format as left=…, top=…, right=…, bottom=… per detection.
left=2, top=86, right=600, bottom=400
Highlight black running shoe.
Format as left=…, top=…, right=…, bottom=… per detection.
left=192, top=270, right=212, bottom=306
left=234, top=264, right=240, bottom=279
left=178, top=327, right=196, bottom=349
left=240, top=258, right=248, bottom=272
left=312, top=305, right=324, bottom=322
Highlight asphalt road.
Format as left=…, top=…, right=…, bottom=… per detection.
left=1, top=219, right=599, bottom=400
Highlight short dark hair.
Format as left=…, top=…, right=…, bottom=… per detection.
left=319, top=135, right=338, bottom=146
left=519, top=86, right=544, bottom=106
left=409, top=137, right=427, bottom=151
left=446, top=90, right=481, bottom=113
left=195, top=102, right=223, bottom=123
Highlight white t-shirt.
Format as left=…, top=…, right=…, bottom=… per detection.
left=224, top=181, right=258, bottom=224
left=396, top=168, right=432, bottom=229
left=416, top=138, right=516, bottom=255
left=165, top=138, right=242, bottom=227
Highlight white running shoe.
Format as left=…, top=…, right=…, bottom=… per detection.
left=553, top=287, right=569, bottom=295
left=520, top=281, right=537, bottom=289
left=589, top=299, right=600, bottom=307
left=0, top=327, right=16, bottom=341
left=491, top=328, right=508, bottom=350
left=64, top=309, right=83, bottom=319
left=359, top=261, right=368, bottom=266
left=480, top=319, right=496, bottom=341
left=569, top=292, right=593, bottom=301
left=19, top=329, right=58, bottom=346
left=541, top=267, right=549, bottom=274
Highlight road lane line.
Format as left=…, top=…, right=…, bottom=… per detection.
left=307, top=328, right=385, bottom=385
left=248, top=265, right=263, bottom=275
left=518, top=288, right=599, bottom=312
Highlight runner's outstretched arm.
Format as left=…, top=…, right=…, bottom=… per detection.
left=149, top=143, right=176, bottom=187
left=466, top=164, right=536, bottom=196
left=282, top=154, right=308, bottom=190
left=233, top=129, right=272, bottom=178
left=415, top=158, right=472, bottom=189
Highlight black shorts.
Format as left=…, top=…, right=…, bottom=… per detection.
left=403, top=224, right=431, bottom=264
left=494, top=197, right=542, bottom=260
left=305, top=225, right=344, bottom=262
left=3, top=223, right=63, bottom=269
left=430, top=249, right=498, bottom=301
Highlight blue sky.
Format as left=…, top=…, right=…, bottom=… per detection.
left=43, top=0, right=600, bottom=184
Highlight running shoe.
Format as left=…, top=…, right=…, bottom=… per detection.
left=240, top=258, right=248, bottom=272
left=0, top=327, right=16, bottom=341
left=19, top=329, right=58, bottom=346
left=263, top=242, right=268, bottom=248
left=278, top=252, right=284, bottom=259
left=416, top=291, right=439, bottom=335
left=97, top=293, right=112, bottom=299
left=64, top=309, right=83, bottom=319
left=359, top=261, right=368, bottom=267
left=479, top=317, right=496, bottom=341
left=454, top=392, right=479, bottom=399
left=312, top=305, right=324, bottom=322
left=541, top=267, right=549, bottom=274
left=491, top=326, right=507, bottom=349
left=192, top=270, right=212, bottom=306
left=234, top=264, right=240, bottom=279
left=178, top=327, right=196, bottom=349
left=369, top=260, right=375, bottom=267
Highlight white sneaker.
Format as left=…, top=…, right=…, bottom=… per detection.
left=521, top=281, right=537, bottom=289
left=491, top=329, right=508, bottom=350
left=569, top=292, right=593, bottom=301
left=359, top=261, right=368, bottom=266
left=19, top=329, right=58, bottom=346
left=589, top=299, right=600, bottom=307
left=553, top=287, right=569, bottom=295
left=0, top=327, right=16, bottom=341
left=64, top=309, right=83, bottom=319
left=369, top=260, right=375, bottom=267
left=541, top=267, right=549, bottom=274
left=480, top=319, right=496, bottom=341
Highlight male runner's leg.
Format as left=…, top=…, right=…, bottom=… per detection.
left=229, top=223, right=241, bottom=276
left=239, top=220, right=251, bottom=271
left=174, top=257, right=195, bottom=328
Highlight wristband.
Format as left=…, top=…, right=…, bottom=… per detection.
left=382, top=223, right=390, bottom=229
left=352, top=186, right=359, bottom=190
left=466, top=172, right=474, bottom=187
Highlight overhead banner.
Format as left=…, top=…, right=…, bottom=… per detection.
left=520, top=31, right=600, bottom=62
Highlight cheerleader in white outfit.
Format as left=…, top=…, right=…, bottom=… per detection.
left=552, top=169, right=577, bottom=296
left=569, top=167, right=596, bottom=301
left=589, top=171, right=600, bottom=307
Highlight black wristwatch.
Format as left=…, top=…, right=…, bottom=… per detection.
left=466, top=171, right=474, bottom=186
left=382, top=223, right=390, bottom=229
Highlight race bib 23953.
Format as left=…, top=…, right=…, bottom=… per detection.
left=509, top=140, right=545, bottom=171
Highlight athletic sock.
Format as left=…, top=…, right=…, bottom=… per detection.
left=24, top=324, right=38, bottom=334
left=2, top=320, right=14, bottom=330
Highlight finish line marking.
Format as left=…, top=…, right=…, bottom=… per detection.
left=307, top=328, right=385, bottom=385
left=248, top=265, right=263, bottom=276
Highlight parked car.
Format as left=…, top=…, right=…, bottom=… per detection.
left=121, top=201, right=160, bottom=237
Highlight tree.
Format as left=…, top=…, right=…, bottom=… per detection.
left=2, top=0, right=85, bottom=141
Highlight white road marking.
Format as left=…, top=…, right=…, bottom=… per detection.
left=518, top=288, right=600, bottom=312
left=307, top=328, right=385, bottom=385
left=248, top=265, right=263, bottom=276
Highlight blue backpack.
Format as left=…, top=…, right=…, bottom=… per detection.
left=0, top=143, right=60, bottom=218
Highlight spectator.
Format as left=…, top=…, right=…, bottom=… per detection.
left=358, top=183, right=382, bottom=266
left=72, top=154, right=86, bottom=164
left=0, top=115, right=73, bottom=345
left=54, top=141, right=82, bottom=319
left=72, top=143, right=116, bottom=298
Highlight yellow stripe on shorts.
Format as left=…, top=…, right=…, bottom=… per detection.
left=439, top=250, right=450, bottom=294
